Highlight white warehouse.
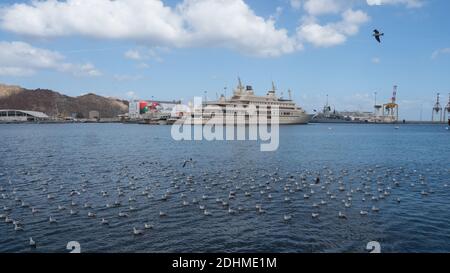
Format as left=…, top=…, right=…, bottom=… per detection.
left=0, top=109, right=49, bottom=122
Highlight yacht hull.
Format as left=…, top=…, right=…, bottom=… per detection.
left=179, top=113, right=310, bottom=125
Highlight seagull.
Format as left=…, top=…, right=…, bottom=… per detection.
left=373, top=29, right=384, bottom=43
left=144, top=223, right=153, bottom=229
left=29, top=237, right=36, bottom=248
left=14, top=223, right=23, bottom=231
left=133, top=227, right=144, bottom=235
left=203, top=210, right=212, bottom=216
left=118, top=212, right=129, bottom=218
left=338, top=211, right=347, bottom=219
left=182, top=158, right=193, bottom=168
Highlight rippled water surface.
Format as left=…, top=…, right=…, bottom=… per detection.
left=0, top=123, right=449, bottom=253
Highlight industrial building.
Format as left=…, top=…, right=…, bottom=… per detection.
left=0, top=109, right=49, bottom=122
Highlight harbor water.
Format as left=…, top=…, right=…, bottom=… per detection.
left=0, top=123, right=449, bottom=253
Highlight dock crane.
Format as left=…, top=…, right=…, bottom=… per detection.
left=444, top=93, right=450, bottom=125
left=432, top=93, right=443, bottom=123
left=382, top=85, right=399, bottom=122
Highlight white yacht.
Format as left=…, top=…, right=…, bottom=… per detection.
left=195, top=79, right=310, bottom=125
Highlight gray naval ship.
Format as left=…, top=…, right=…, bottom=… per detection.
left=311, top=96, right=352, bottom=123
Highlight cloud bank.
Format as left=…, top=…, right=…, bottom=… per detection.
left=0, top=0, right=423, bottom=58
left=0, top=41, right=101, bottom=77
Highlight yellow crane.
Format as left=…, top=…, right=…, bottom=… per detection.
left=382, top=85, right=399, bottom=122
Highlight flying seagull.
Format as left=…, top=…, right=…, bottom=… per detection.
left=373, top=29, right=384, bottom=43
left=182, top=158, right=193, bottom=168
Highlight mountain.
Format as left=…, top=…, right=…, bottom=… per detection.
left=0, top=84, right=129, bottom=118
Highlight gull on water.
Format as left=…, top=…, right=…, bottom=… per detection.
left=133, top=227, right=144, bottom=235
left=29, top=237, right=36, bottom=248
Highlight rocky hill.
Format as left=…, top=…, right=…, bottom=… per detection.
left=0, top=84, right=129, bottom=118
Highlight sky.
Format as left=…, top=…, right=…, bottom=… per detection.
left=0, top=0, right=449, bottom=120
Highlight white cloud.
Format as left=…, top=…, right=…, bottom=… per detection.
left=178, top=0, right=300, bottom=56
left=366, top=0, right=424, bottom=8
left=303, top=0, right=344, bottom=15
left=0, top=41, right=101, bottom=77
left=0, top=0, right=185, bottom=43
left=0, top=0, right=301, bottom=57
left=137, top=63, right=151, bottom=69
left=270, top=6, right=284, bottom=21
left=298, top=23, right=346, bottom=47
left=290, top=0, right=302, bottom=10
left=0, top=67, right=35, bottom=77
left=125, top=91, right=138, bottom=99
left=124, top=48, right=163, bottom=63
left=298, top=9, right=370, bottom=47
left=0, top=0, right=424, bottom=57
left=372, top=57, right=381, bottom=63
left=114, top=74, right=143, bottom=81
left=76, top=63, right=102, bottom=77
left=124, top=50, right=143, bottom=61
left=431, top=48, right=450, bottom=59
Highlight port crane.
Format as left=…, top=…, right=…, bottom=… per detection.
left=373, top=92, right=382, bottom=117
left=444, top=93, right=450, bottom=124
left=432, top=93, right=443, bottom=123
left=382, top=85, right=399, bottom=122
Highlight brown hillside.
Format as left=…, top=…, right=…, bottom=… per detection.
left=0, top=84, right=129, bottom=118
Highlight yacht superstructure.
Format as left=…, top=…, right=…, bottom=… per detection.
left=196, top=79, right=310, bottom=125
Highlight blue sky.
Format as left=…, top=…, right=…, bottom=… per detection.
left=0, top=0, right=449, bottom=120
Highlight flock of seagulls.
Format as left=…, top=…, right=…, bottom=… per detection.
left=0, top=161, right=448, bottom=251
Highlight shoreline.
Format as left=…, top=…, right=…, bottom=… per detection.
left=1, top=120, right=449, bottom=125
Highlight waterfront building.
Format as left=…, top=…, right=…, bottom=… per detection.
left=0, top=109, right=49, bottom=122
